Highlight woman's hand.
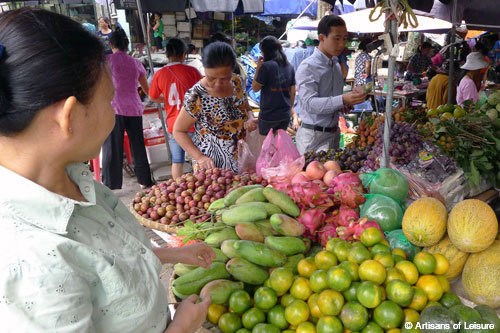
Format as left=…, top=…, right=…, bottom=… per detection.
left=292, top=113, right=301, bottom=131
left=165, top=295, right=211, bottom=333
left=176, top=243, right=216, bottom=269
left=256, top=56, right=264, bottom=69
left=197, top=155, right=215, bottom=170
left=244, top=119, right=258, bottom=132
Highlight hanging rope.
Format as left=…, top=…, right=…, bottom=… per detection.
left=369, top=0, right=418, bottom=29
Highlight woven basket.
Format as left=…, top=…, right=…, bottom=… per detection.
left=129, top=204, right=180, bottom=233
left=168, top=273, right=219, bottom=333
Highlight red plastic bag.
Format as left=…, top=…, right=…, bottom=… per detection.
left=237, top=129, right=261, bottom=174
left=256, top=129, right=301, bottom=179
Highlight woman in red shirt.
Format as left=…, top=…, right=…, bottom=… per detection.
left=149, top=38, right=202, bottom=179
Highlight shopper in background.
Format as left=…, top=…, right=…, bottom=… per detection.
left=102, top=29, right=153, bottom=189
left=173, top=42, right=258, bottom=173
left=473, top=41, right=490, bottom=80
left=185, top=43, right=205, bottom=76
left=152, top=12, right=164, bottom=52
left=494, top=32, right=500, bottom=64
left=149, top=38, right=202, bottom=180
left=295, top=14, right=366, bottom=155
left=456, top=52, right=488, bottom=106
left=97, top=16, right=113, bottom=54
left=252, top=35, right=299, bottom=136
left=407, top=41, right=433, bottom=77
left=354, top=38, right=372, bottom=86
left=0, top=8, right=214, bottom=333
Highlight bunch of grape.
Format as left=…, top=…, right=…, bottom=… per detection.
left=364, top=121, right=423, bottom=170
left=304, top=148, right=340, bottom=165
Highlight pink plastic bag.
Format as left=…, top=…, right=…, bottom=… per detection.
left=237, top=129, right=261, bottom=174
left=256, top=129, right=301, bottom=179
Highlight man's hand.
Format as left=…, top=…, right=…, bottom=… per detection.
left=176, top=243, right=216, bottom=269
left=342, top=89, right=367, bottom=106
left=292, top=114, right=301, bottom=130
left=165, top=295, right=211, bottom=333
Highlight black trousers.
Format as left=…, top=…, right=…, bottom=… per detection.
left=102, top=115, right=153, bottom=189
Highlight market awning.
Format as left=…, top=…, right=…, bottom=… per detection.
left=262, top=0, right=317, bottom=17
left=291, top=8, right=452, bottom=34
left=428, top=0, right=500, bottom=31
left=192, top=0, right=264, bottom=13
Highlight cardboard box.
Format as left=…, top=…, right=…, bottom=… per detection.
left=175, top=11, right=186, bottom=20
left=192, top=39, right=203, bottom=49
left=213, top=12, right=225, bottom=20
left=162, top=14, right=175, bottom=26
left=193, top=26, right=204, bottom=39
left=178, top=31, right=191, bottom=40
left=202, top=24, right=211, bottom=38
left=177, top=21, right=191, bottom=32
left=164, top=25, right=177, bottom=37
left=185, top=8, right=196, bottom=19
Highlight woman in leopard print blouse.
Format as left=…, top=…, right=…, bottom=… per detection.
left=173, top=42, right=258, bottom=173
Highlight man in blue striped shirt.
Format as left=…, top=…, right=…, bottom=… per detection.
left=295, top=15, right=366, bottom=155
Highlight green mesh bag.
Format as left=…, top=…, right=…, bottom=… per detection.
left=359, top=168, right=409, bottom=203
left=385, top=229, right=421, bottom=261
left=360, top=194, right=404, bottom=232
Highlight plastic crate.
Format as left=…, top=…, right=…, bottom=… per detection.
left=144, top=129, right=169, bottom=164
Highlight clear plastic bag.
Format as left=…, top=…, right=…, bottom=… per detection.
left=385, top=229, right=421, bottom=261
left=256, top=129, right=301, bottom=178
left=359, top=168, right=409, bottom=203
left=237, top=129, right=261, bottom=173
left=360, top=194, right=404, bottom=232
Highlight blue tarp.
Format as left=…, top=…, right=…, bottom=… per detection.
left=262, top=0, right=317, bottom=17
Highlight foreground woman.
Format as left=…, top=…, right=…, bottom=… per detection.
left=0, top=8, right=213, bottom=332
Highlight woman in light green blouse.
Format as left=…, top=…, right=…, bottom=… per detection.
left=0, top=8, right=214, bottom=333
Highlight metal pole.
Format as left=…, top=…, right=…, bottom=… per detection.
left=188, top=0, right=192, bottom=40
left=380, top=0, right=399, bottom=169
left=232, top=13, right=235, bottom=43
left=447, top=0, right=457, bottom=105
left=135, top=0, right=172, bottom=162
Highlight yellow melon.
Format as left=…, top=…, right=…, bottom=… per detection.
left=462, top=240, right=500, bottom=308
left=402, top=197, right=447, bottom=247
left=425, top=234, right=469, bottom=280
left=447, top=199, right=498, bottom=253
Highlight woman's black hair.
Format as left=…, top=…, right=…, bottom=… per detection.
left=202, top=41, right=236, bottom=69
left=0, top=8, right=106, bottom=136
left=109, top=28, right=129, bottom=51
left=358, top=38, right=371, bottom=52
left=260, top=36, right=288, bottom=67
left=317, top=14, right=346, bottom=37
left=166, top=37, right=187, bottom=59
left=154, top=12, right=162, bottom=19
left=209, top=32, right=232, bottom=46
left=188, top=43, right=196, bottom=54
left=474, top=41, right=488, bottom=57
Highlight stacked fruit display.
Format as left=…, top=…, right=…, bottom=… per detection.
left=188, top=226, right=500, bottom=333
left=403, top=197, right=500, bottom=309
left=131, top=169, right=268, bottom=224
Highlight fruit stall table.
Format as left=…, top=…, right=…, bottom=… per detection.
left=369, top=88, right=427, bottom=109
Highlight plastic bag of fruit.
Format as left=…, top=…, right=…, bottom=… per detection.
left=385, top=229, right=421, bottom=260
left=237, top=129, right=261, bottom=173
left=359, top=168, right=409, bottom=203
left=256, top=129, right=301, bottom=178
left=360, top=194, right=404, bottom=232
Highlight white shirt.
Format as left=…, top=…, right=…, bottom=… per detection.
left=0, top=163, right=168, bottom=332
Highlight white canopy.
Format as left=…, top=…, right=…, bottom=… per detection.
left=291, top=8, right=452, bottom=34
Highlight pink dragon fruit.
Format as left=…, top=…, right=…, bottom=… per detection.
left=318, top=224, right=338, bottom=247
left=297, top=208, right=326, bottom=234
left=338, top=205, right=359, bottom=227
left=324, top=209, right=339, bottom=225
left=328, top=172, right=366, bottom=208
left=336, top=226, right=355, bottom=241
left=352, top=217, right=382, bottom=240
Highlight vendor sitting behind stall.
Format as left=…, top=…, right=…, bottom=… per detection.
left=426, top=60, right=455, bottom=110
left=456, top=52, right=488, bottom=107
left=406, top=42, right=433, bottom=79
left=173, top=42, right=258, bottom=173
